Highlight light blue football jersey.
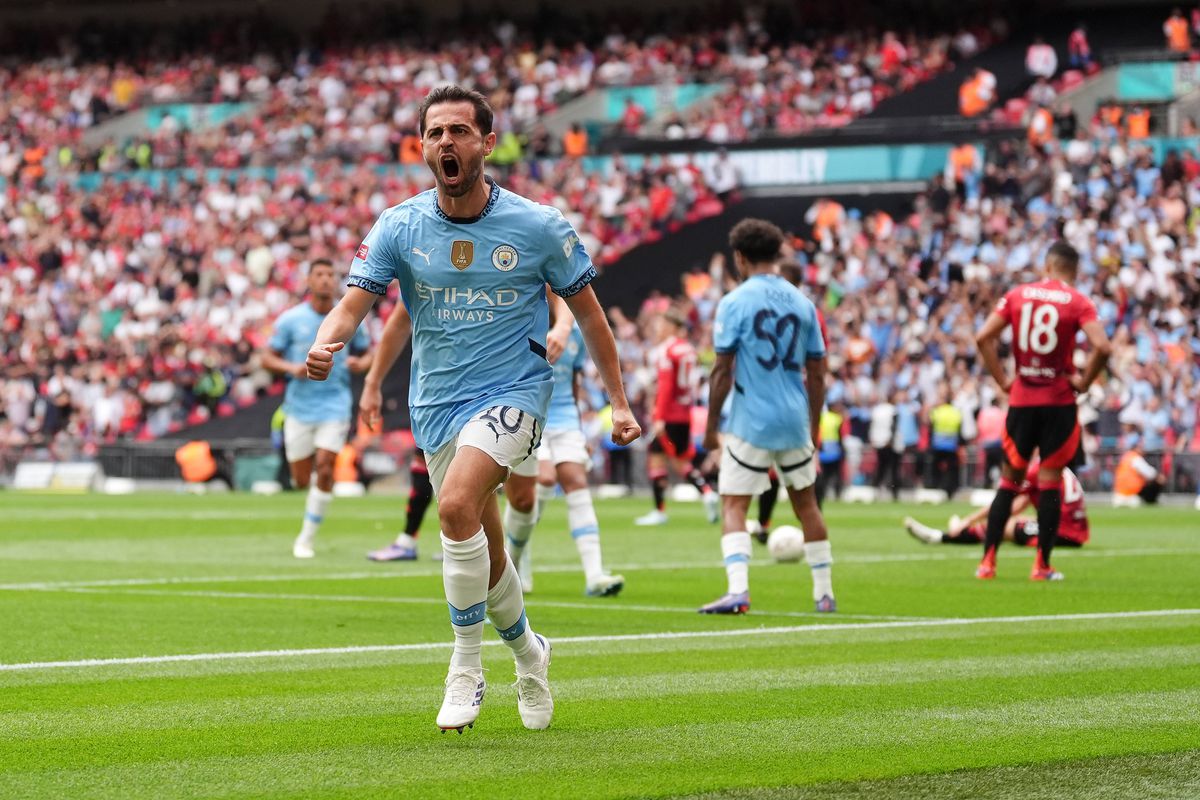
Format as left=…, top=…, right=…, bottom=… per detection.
left=546, top=326, right=587, bottom=432
left=347, top=179, right=596, bottom=453
left=270, top=302, right=370, bottom=424
left=713, top=273, right=825, bottom=451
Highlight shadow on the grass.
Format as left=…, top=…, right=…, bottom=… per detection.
left=674, top=749, right=1200, bottom=800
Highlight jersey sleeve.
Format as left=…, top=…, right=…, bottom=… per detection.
left=713, top=295, right=741, bottom=355
left=268, top=313, right=292, bottom=353
left=347, top=210, right=401, bottom=296
left=994, top=289, right=1014, bottom=323
left=540, top=207, right=597, bottom=298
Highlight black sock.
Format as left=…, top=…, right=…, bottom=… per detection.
left=984, top=486, right=1018, bottom=559
left=944, top=524, right=984, bottom=545
left=758, top=475, right=780, bottom=527
left=1037, top=486, right=1062, bottom=567
left=404, top=468, right=433, bottom=537
left=686, top=468, right=710, bottom=494
left=652, top=475, right=668, bottom=511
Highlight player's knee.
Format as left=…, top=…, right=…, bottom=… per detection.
left=437, top=490, right=481, bottom=536
left=507, top=485, right=535, bottom=514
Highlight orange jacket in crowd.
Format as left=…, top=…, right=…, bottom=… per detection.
left=175, top=441, right=217, bottom=483
left=1114, top=451, right=1151, bottom=496
left=1127, top=108, right=1151, bottom=139
left=1165, top=14, right=1191, bottom=52
left=1027, top=107, right=1055, bottom=147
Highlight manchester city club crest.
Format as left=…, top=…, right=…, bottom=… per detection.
left=491, top=244, right=519, bottom=272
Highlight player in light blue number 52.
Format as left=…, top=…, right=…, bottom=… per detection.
left=700, top=219, right=836, bottom=615
left=303, top=86, right=640, bottom=734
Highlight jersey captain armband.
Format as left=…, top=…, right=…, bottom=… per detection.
left=552, top=266, right=597, bottom=298
left=347, top=275, right=390, bottom=295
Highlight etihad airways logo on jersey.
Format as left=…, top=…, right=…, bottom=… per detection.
left=414, top=281, right=518, bottom=322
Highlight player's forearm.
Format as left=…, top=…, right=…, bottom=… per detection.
left=977, top=338, right=1008, bottom=388
left=805, top=357, right=826, bottom=442
left=313, top=289, right=376, bottom=352
left=569, top=290, right=632, bottom=411
left=1075, top=348, right=1109, bottom=392
left=260, top=350, right=297, bottom=375
left=706, top=361, right=732, bottom=438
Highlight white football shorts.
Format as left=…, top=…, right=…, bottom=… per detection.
left=537, top=427, right=590, bottom=466
left=427, top=406, right=541, bottom=495
left=284, top=417, right=351, bottom=462
left=718, top=434, right=817, bottom=496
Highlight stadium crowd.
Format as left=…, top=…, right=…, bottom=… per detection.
left=0, top=8, right=1001, bottom=182
left=600, top=132, right=1200, bottom=494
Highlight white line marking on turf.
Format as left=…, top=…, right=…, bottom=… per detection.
left=2, top=608, right=1197, bottom=673
left=51, top=586, right=933, bottom=622
left=1, top=547, right=1194, bottom=593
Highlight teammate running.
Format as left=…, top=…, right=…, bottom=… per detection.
left=636, top=308, right=719, bottom=526
left=261, top=258, right=372, bottom=559
left=905, top=464, right=1089, bottom=548
left=700, top=218, right=835, bottom=614
left=974, top=242, right=1111, bottom=580
left=507, top=322, right=625, bottom=597
left=305, top=86, right=639, bottom=733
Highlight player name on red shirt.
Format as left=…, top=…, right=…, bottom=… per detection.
left=995, top=278, right=1098, bottom=407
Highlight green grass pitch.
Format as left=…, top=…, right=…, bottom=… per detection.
left=1, top=491, right=1198, bottom=799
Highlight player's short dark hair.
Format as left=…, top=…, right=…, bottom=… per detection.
left=729, top=218, right=784, bottom=265
left=310, top=258, right=334, bottom=271
left=1045, top=241, right=1080, bottom=276
left=419, top=86, right=494, bottom=137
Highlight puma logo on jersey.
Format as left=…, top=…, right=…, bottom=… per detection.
left=412, top=246, right=435, bottom=266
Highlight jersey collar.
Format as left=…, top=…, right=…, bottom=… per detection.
left=433, top=176, right=500, bottom=224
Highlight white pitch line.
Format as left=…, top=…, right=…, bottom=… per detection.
left=2, top=608, right=1198, bottom=673
left=2, top=547, right=1194, bottom=593
left=52, top=586, right=933, bottom=623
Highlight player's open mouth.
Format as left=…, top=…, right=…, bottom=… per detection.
left=441, top=155, right=461, bottom=182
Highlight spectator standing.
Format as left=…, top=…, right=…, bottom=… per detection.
left=870, top=391, right=901, bottom=501
left=1025, top=36, right=1058, bottom=80
left=928, top=385, right=963, bottom=498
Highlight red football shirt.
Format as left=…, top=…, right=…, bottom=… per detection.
left=994, top=278, right=1098, bottom=407
left=653, top=336, right=696, bottom=424
left=1023, top=465, right=1089, bottom=544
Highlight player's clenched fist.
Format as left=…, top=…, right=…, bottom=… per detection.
left=610, top=407, right=641, bottom=446
left=306, top=342, right=345, bottom=381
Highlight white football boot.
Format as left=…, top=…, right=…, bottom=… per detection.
left=436, top=667, right=486, bottom=733
left=515, top=634, right=553, bottom=730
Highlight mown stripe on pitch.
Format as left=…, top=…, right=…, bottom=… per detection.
left=2, top=608, right=1199, bottom=673
left=5, top=644, right=1200, bottom=741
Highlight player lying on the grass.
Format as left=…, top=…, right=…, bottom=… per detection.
left=975, top=241, right=1111, bottom=581
left=306, top=85, right=639, bottom=733
left=905, top=464, right=1089, bottom=548
left=506, top=319, right=625, bottom=598
left=700, top=218, right=835, bottom=615
left=261, top=258, right=372, bottom=559
left=635, top=307, right=720, bottom=527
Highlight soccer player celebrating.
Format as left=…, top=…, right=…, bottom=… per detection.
left=305, top=86, right=639, bottom=733
left=905, top=464, right=1089, bottom=548
left=700, top=219, right=835, bottom=614
left=636, top=308, right=719, bottom=526
left=508, top=321, right=625, bottom=597
left=261, top=258, right=372, bottom=559
left=974, top=242, right=1111, bottom=581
